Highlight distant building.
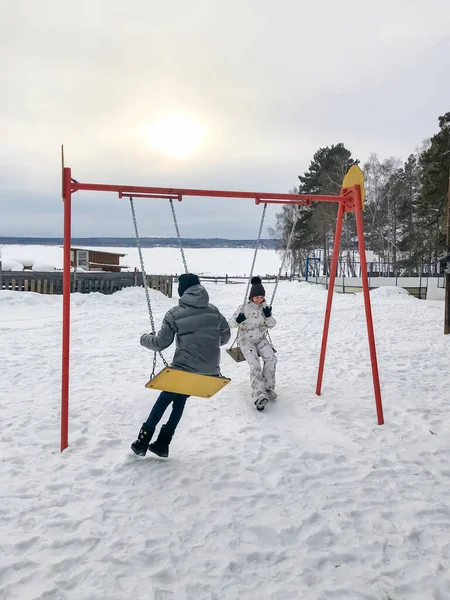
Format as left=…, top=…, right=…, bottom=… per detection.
left=69, top=247, right=128, bottom=272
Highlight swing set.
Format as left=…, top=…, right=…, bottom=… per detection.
left=60, top=161, right=384, bottom=452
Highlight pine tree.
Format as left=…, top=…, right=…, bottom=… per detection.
left=299, top=144, right=358, bottom=274
left=396, top=153, right=423, bottom=271
left=417, top=113, right=450, bottom=264
left=273, top=143, right=358, bottom=276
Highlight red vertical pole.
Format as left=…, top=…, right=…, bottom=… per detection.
left=316, top=201, right=345, bottom=395
left=61, top=167, right=72, bottom=451
left=354, top=186, right=384, bottom=425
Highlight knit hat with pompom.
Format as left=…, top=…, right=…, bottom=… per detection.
left=249, top=276, right=265, bottom=299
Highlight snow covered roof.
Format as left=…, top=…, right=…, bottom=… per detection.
left=66, top=246, right=127, bottom=257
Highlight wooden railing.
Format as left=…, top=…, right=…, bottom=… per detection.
left=191, top=274, right=294, bottom=285
left=0, top=267, right=173, bottom=298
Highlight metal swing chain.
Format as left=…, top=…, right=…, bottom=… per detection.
left=262, top=214, right=299, bottom=350
left=169, top=199, right=189, bottom=275
left=129, top=197, right=168, bottom=374
left=243, top=202, right=268, bottom=305
left=170, top=197, right=231, bottom=376
left=230, top=203, right=268, bottom=350
left=269, top=213, right=298, bottom=307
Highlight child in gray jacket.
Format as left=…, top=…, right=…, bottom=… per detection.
left=132, top=273, right=230, bottom=457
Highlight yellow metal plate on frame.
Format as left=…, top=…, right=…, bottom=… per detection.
left=145, top=367, right=231, bottom=398
left=342, top=165, right=365, bottom=210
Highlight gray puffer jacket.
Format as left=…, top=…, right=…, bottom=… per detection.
left=140, top=285, right=231, bottom=376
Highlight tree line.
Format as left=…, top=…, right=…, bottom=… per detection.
left=272, top=112, right=450, bottom=277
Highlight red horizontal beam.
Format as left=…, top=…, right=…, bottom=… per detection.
left=71, top=179, right=347, bottom=205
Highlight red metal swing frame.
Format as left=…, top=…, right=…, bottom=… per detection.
left=61, top=167, right=384, bottom=451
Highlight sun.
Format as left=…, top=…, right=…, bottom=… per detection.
left=145, top=112, right=205, bottom=159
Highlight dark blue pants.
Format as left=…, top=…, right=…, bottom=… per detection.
left=144, top=391, right=189, bottom=436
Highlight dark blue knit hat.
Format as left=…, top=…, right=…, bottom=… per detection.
left=178, top=273, right=200, bottom=297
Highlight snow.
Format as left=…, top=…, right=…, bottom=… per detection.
left=0, top=254, right=56, bottom=272
left=1, top=252, right=450, bottom=600
left=0, top=259, right=24, bottom=271
left=0, top=244, right=283, bottom=276
left=12, top=257, right=34, bottom=268
left=369, top=286, right=410, bottom=298
left=31, top=262, right=56, bottom=272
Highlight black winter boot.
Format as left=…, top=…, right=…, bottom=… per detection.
left=254, top=397, right=269, bottom=411
left=131, top=424, right=155, bottom=456
left=149, top=425, right=173, bottom=458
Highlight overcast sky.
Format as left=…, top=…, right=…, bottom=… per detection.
left=1, top=0, right=450, bottom=239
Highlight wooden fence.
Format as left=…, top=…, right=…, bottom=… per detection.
left=193, top=274, right=294, bottom=285
left=0, top=267, right=289, bottom=297
left=0, top=267, right=173, bottom=298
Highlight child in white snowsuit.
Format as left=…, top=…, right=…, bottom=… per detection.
left=229, top=276, right=277, bottom=411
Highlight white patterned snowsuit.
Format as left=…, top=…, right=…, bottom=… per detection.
left=229, top=301, right=277, bottom=403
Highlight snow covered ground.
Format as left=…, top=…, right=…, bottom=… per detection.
left=1, top=278, right=450, bottom=600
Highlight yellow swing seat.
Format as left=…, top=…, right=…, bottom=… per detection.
left=145, top=367, right=231, bottom=398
